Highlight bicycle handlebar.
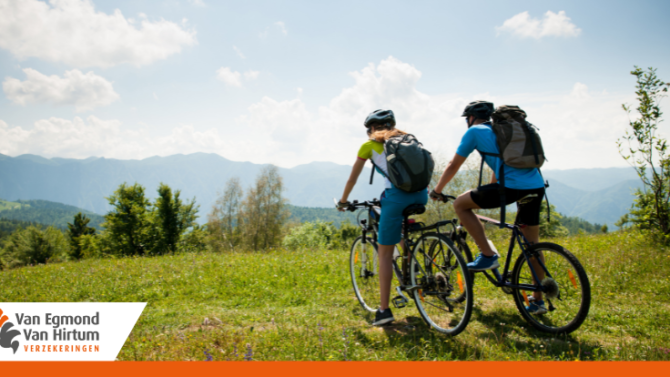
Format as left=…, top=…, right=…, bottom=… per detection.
left=334, top=198, right=381, bottom=212
left=429, top=190, right=456, bottom=203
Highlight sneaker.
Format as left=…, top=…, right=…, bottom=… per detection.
left=372, top=308, right=394, bottom=326
left=526, top=299, right=547, bottom=315
left=467, top=252, right=500, bottom=271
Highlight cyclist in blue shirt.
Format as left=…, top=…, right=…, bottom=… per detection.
left=430, top=101, right=548, bottom=315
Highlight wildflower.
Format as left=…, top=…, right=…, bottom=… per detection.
left=203, top=349, right=213, bottom=361
left=244, top=344, right=253, bottom=361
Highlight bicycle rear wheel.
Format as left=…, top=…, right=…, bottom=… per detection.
left=350, top=236, right=379, bottom=312
left=410, top=233, right=473, bottom=335
left=511, top=242, right=591, bottom=334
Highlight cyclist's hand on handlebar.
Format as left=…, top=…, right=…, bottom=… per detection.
left=429, top=189, right=445, bottom=202
left=336, top=200, right=351, bottom=212
left=429, top=189, right=455, bottom=203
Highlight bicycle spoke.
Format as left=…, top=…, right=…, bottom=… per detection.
left=512, top=243, right=590, bottom=334
left=350, top=237, right=379, bottom=313
left=410, top=233, right=472, bottom=336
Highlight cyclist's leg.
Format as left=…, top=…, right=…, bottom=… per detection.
left=378, top=187, right=428, bottom=310
left=453, top=191, right=495, bottom=256
left=516, top=188, right=546, bottom=300
left=377, top=244, right=394, bottom=310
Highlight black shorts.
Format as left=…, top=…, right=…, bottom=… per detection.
left=470, top=184, right=545, bottom=226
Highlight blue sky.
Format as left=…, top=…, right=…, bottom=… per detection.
left=0, top=0, right=668, bottom=170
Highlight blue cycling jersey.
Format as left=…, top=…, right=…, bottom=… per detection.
left=455, top=122, right=544, bottom=190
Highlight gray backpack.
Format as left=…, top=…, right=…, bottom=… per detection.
left=477, top=105, right=549, bottom=226
left=369, top=134, right=434, bottom=193
left=491, top=105, right=545, bottom=169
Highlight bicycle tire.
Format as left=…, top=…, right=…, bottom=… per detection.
left=410, top=232, right=473, bottom=336
left=450, top=231, right=475, bottom=287
left=511, top=242, right=591, bottom=334
left=350, top=236, right=380, bottom=313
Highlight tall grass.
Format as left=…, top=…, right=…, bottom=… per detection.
left=0, top=230, right=668, bottom=361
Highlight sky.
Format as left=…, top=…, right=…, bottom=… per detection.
left=0, top=0, right=669, bottom=170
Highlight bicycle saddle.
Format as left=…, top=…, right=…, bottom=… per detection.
left=402, top=204, right=426, bottom=217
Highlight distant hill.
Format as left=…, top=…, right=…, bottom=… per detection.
left=0, top=153, right=385, bottom=217
left=542, top=167, right=640, bottom=192
left=543, top=179, right=643, bottom=226
left=287, top=205, right=357, bottom=227
left=0, top=199, right=104, bottom=230
left=0, top=153, right=647, bottom=227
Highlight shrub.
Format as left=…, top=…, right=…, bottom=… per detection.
left=0, top=226, right=69, bottom=269
left=283, top=221, right=357, bottom=250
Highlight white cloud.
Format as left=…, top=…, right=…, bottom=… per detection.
left=274, top=21, right=288, bottom=36
left=216, top=67, right=259, bottom=87
left=3, top=68, right=119, bottom=112
left=497, top=11, right=581, bottom=39
left=0, top=0, right=197, bottom=68
left=216, top=67, right=242, bottom=87
left=0, top=117, right=227, bottom=159
left=0, top=57, right=637, bottom=170
left=233, top=45, right=246, bottom=59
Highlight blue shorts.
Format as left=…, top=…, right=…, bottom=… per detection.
left=378, top=187, right=428, bottom=245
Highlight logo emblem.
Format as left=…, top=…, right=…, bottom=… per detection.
left=0, top=308, right=20, bottom=354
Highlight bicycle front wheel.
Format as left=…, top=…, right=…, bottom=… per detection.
left=350, top=236, right=379, bottom=313
left=511, top=242, right=591, bottom=334
left=410, top=233, right=473, bottom=336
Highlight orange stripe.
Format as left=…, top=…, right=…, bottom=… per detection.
left=0, top=361, right=666, bottom=376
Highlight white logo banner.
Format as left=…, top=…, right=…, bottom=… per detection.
left=0, top=303, right=145, bottom=361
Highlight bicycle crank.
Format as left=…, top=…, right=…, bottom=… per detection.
left=392, top=287, right=409, bottom=309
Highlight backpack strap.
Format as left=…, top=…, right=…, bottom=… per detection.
left=369, top=159, right=389, bottom=186
left=478, top=151, right=507, bottom=228
left=538, top=168, right=551, bottom=222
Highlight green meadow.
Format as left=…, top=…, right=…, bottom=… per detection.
left=1, top=230, right=669, bottom=361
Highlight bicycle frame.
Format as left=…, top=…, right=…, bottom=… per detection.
left=475, top=214, right=554, bottom=294
left=351, top=200, right=452, bottom=289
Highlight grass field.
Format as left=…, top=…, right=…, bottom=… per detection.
left=1, top=230, right=669, bottom=361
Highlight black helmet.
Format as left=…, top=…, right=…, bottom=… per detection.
left=364, top=109, right=395, bottom=129
left=461, top=101, right=494, bottom=119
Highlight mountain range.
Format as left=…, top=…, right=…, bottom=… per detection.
left=0, top=153, right=644, bottom=227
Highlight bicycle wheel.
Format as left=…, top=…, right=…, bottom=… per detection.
left=410, top=233, right=473, bottom=335
left=450, top=230, right=475, bottom=287
left=350, top=236, right=380, bottom=312
left=511, top=242, right=591, bottom=334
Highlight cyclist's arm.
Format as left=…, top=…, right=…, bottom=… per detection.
left=339, top=158, right=366, bottom=203
left=434, top=153, right=466, bottom=193
left=490, top=172, right=497, bottom=184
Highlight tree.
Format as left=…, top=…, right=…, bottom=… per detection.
left=0, top=226, right=68, bottom=269
left=208, top=177, right=244, bottom=251
left=104, top=183, right=152, bottom=256
left=617, top=66, right=670, bottom=241
left=238, top=166, right=289, bottom=251
left=538, top=204, right=569, bottom=238
left=152, top=183, right=199, bottom=255
left=67, top=212, right=96, bottom=260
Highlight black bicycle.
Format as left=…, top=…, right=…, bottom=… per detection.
left=338, top=198, right=473, bottom=335
left=433, top=194, right=591, bottom=334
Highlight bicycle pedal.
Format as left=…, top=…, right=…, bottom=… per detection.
left=392, top=295, right=408, bottom=309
